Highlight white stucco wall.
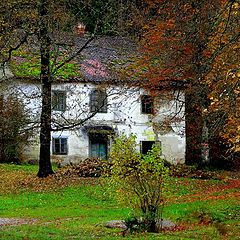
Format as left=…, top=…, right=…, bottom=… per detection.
left=5, top=80, right=185, bottom=164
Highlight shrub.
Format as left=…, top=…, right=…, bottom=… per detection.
left=102, top=134, right=169, bottom=232
left=0, top=96, right=31, bottom=163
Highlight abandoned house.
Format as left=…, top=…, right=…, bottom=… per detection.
left=1, top=36, right=185, bottom=165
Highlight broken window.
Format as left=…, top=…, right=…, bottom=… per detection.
left=141, top=141, right=156, bottom=154
left=52, top=90, right=66, bottom=111
left=141, top=141, right=161, bottom=155
left=90, top=89, right=107, bottom=113
left=141, top=95, right=153, bottom=114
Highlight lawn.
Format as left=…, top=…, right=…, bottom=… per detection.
left=0, top=163, right=239, bottom=239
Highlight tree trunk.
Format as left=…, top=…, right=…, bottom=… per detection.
left=37, top=0, right=54, bottom=177
left=201, top=119, right=210, bottom=165
left=0, top=95, right=4, bottom=162
left=185, top=92, right=203, bottom=165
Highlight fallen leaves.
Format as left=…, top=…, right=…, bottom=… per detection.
left=1, top=163, right=239, bottom=208
left=167, top=178, right=240, bottom=204
left=0, top=163, right=99, bottom=194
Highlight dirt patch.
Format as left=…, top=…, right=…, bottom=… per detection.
left=0, top=218, right=37, bottom=227
left=105, top=219, right=176, bottom=231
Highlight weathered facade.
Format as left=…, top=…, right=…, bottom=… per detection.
left=1, top=36, right=186, bottom=165
left=4, top=80, right=185, bottom=165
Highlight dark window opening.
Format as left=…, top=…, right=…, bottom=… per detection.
left=52, top=91, right=66, bottom=111
left=141, top=141, right=156, bottom=154
left=90, top=89, right=107, bottom=113
left=52, top=137, right=68, bottom=155
left=141, top=95, right=153, bottom=114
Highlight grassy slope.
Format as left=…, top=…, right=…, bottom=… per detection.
left=0, top=164, right=239, bottom=239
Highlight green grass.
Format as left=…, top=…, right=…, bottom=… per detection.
left=0, top=163, right=39, bottom=172
left=0, top=163, right=239, bottom=239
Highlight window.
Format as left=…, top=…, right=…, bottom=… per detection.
left=141, top=141, right=156, bottom=154
left=52, top=91, right=66, bottom=111
left=90, top=89, right=107, bottom=113
left=141, top=95, right=153, bottom=114
left=52, top=137, right=68, bottom=155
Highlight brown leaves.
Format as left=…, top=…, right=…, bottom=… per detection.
left=0, top=163, right=99, bottom=194
left=56, top=158, right=105, bottom=178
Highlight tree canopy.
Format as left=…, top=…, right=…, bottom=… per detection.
left=131, top=0, right=239, bottom=163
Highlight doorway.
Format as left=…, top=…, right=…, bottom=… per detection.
left=89, top=133, right=108, bottom=159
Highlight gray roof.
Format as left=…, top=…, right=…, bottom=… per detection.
left=4, top=35, right=137, bottom=85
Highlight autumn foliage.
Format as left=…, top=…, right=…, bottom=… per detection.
left=134, top=0, right=240, bottom=163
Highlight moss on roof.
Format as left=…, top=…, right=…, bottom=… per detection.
left=10, top=47, right=82, bottom=79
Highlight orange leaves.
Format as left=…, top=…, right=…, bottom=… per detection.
left=167, top=178, right=240, bottom=205
left=133, top=0, right=205, bottom=85
left=129, top=0, right=239, bottom=157
left=206, top=37, right=240, bottom=152
left=202, top=49, right=212, bottom=58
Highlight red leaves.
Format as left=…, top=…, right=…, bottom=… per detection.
left=168, top=178, right=240, bottom=204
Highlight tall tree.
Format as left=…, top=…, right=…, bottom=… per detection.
left=38, top=0, right=54, bottom=177
left=0, top=0, right=95, bottom=177
left=1, top=0, right=140, bottom=177
left=132, top=0, right=240, bottom=165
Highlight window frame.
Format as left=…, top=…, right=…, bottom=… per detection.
left=52, top=90, right=66, bottom=112
left=52, top=137, right=68, bottom=155
left=89, top=89, right=107, bottom=113
left=141, top=95, right=154, bottom=114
